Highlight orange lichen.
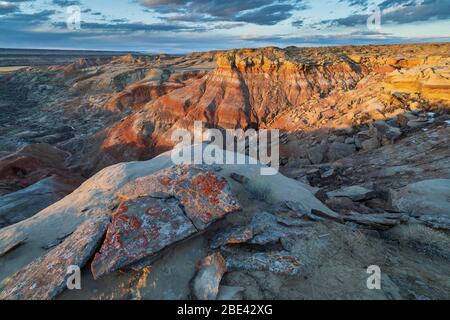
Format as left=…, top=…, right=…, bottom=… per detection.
left=191, top=172, right=226, bottom=205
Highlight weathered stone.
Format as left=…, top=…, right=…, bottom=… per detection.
left=192, top=252, right=227, bottom=300
left=210, top=212, right=312, bottom=249
left=210, top=226, right=254, bottom=249
left=390, top=179, right=450, bottom=216
left=397, top=112, right=418, bottom=128
left=249, top=212, right=309, bottom=246
left=307, top=144, right=327, bottom=164
left=91, top=197, right=197, bottom=280
left=418, top=215, right=450, bottom=230
left=0, top=235, right=26, bottom=257
left=0, top=175, right=81, bottom=228
left=326, top=142, right=356, bottom=162
left=407, top=119, right=434, bottom=129
left=285, top=200, right=342, bottom=222
left=343, top=212, right=406, bottom=230
left=327, top=185, right=376, bottom=202
left=225, top=251, right=302, bottom=276
left=117, top=165, right=241, bottom=230
left=345, top=137, right=355, bottom=144
left=372, top=121, right=402, bottom=142
left=361, top=137, right=380, bottom=151
left=216, top=285, right=244, bottom=300
left=230, top=172, right=249, bottom=184
left=0, top=215, right=109, bottom=300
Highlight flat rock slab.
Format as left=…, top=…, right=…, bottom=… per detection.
left=0, top=215, right=109, bottom=300
left=343, top=212, right=406, bottom=230
left=211, top=212, right=311, bottom=249
left=224, top=251, right=302, bottom=276
left=117, top=165, right=241, bottom=230
left=91, top=197, right=197, bottom=280
left=192, top=252, right=227, bottom=300
left=327, top=185, right=375, bottom=202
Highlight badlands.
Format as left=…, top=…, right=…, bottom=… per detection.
left=0, top=43, right=449, bottom=299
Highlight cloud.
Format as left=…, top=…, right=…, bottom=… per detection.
left=0, top=9, right=56, bottom=29
left=0, top=2, right=19, bottom=15
left=50, top=20, right=206, bottom=33
left=238, top=30, right=450, bottom=46
left=341, top=0, right=368, bottom=8
left=321, top=0, right=450, bottom=27
left=292, top=19, right=304, bottom=28
left=52, top=0, right=81, bottom=6
left=140, top=0, right=308, bottom=25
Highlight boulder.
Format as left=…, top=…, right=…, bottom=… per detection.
left=0, top=215, right=109, bottom=300
left=397, top=112, right=418, bottom=128
left=116, top=165, right=241, bottom=231
left=407, top=118, right=434, bottom=129
left=390, top=179, right=450, bottom=216
left=192, top=252, right=227, bottom=300
left=361, top=137, right=380, bottom=151
left=91, top=197, right=198, bottom=279
left=210, top=212, right=312, bottom=249
left=307, top=144, right=327, bottom=164
left=326, top=142, right=356, bottom=162
left=371, top=121, right=402, bottom=143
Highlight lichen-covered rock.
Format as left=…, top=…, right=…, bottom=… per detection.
left=224, top=251, right=302, bottom=276
left=91, top=197, right=197, bottom=280
left=0, top=215, right=109, bottom=300
left=117, top=165, right=241, bottom=230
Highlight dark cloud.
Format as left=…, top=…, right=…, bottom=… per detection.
left=341, top=0, right=368, bottom=8
left=0, top=3, right=20, bottom=15
left=322, top=0, right=450, bottom=27
left=52, top=0, right=81, bottom=6
left=292, top=20, right=304, bottom=28
left=0, top=9, right=56, bottom=29
left=234, top=4, right=295, bottom=25
left=51, top=21, right=206, bottom=33
left=140, top=0, right=308, bottom=25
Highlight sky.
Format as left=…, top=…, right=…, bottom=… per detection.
left=0, top=0, right=449, bottom=53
